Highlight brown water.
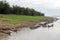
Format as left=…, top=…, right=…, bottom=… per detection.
left=0, top=19, right=60, bottom=40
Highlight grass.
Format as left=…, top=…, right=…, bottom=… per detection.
left=0, top=14, right=48, bottom=24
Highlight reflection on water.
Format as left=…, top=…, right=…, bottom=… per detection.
left=0, top=19, right=60, bottom=40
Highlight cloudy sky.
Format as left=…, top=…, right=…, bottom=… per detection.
left=3, top=0, right=60, bottom=16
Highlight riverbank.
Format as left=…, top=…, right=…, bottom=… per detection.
left=0, top=15, right=58, bottom=35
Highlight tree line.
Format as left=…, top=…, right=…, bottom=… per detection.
left=0, top=1, right=44, bottom=16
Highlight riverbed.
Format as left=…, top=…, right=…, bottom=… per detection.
left=0, top=19, right=60, bottom=40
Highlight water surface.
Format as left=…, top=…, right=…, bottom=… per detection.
left=0, top=19, right=60, bottom=40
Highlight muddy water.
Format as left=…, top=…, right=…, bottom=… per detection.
left=0, top=19, right=60, bottom=40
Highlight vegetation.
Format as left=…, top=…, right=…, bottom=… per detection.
left=0, top=1, right=44, bottom=16
left=0, top=14, right=47, bottom=24
left=0, top=1, right=46, bottom=24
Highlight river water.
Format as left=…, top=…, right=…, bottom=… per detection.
left=0, top=19, right=60, bottom=40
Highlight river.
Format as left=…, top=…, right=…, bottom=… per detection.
left=0, top=19, right=60, bottom=40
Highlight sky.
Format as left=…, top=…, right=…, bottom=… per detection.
left=2, top=0, right=60, bottom=16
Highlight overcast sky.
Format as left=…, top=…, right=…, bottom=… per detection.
left=2, top=0, right=60, bottom=16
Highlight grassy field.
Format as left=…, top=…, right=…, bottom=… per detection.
left=0, top=14, right=47, bottom=24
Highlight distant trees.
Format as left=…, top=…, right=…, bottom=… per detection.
left=0, top=1, right=44, bottom=16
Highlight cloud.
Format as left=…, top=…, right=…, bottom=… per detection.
left=32, top=0, right=60, bottom=9
left=42, top=0, right=60, bottom=9
left=6, top=0, right=60, bottom=9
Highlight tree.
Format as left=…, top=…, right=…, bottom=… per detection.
left=0, top=1, right=11, bottom=14
left=0, top=1, right=44, bottom=16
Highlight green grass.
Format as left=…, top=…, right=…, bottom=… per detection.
left=0, top=14, right=48, bottom=24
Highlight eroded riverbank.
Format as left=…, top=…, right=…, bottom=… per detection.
left=0, top=19, right=59, bottom=40
left=0, top=17, right=58, bottom=35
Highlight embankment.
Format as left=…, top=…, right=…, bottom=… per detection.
left=0, top=16, right=58, bottom=35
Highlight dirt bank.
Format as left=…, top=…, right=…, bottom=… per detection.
left=0, top=17, right=58, bottom=35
